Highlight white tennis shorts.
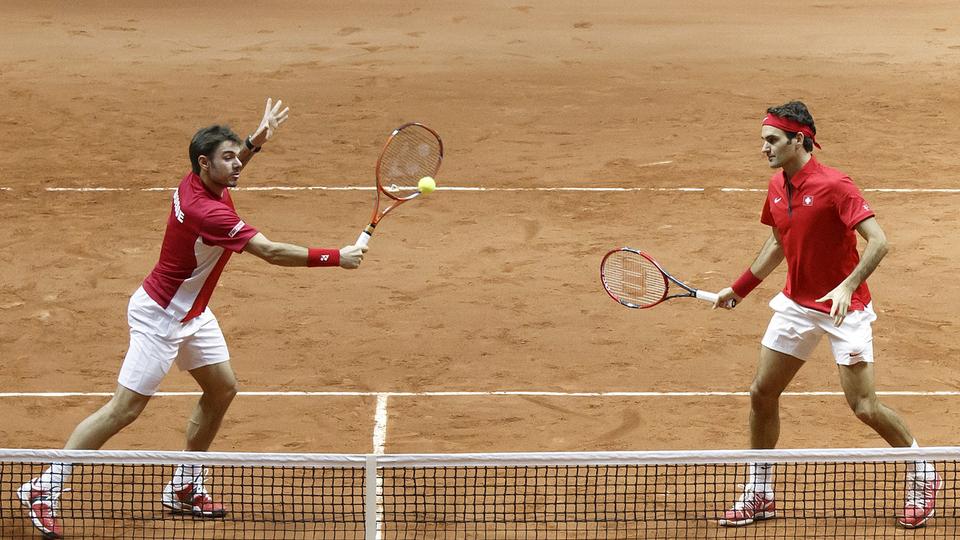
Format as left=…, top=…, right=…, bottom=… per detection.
left=761, top=292, right=877, bottom=365
left=117, top=287, right=230, bottom=396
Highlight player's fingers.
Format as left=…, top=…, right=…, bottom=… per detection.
left=264, top=97, right=272, bottom=115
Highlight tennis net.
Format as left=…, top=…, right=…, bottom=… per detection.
left=0, top=447, right=957, bottom=538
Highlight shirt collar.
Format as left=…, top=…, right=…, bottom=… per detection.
left=781, top=155, right=819, bottom=190
left=190, top=171, right=225, bottom=199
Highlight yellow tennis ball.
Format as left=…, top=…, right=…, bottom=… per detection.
left=418, top=176, right=437, bottom=194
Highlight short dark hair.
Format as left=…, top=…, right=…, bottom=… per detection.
left=189, top=125, right=241, bottom=174
left=766, top=101, right=816, bottom=152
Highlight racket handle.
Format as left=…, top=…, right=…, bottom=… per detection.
left=696, top=289, right=737, bottom=308
left=355, top=230, right=371, bottom=247
left=695, top=290, right=719, bottom=304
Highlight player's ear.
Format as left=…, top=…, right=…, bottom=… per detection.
left=794, top=133, right=804, bottom=150
left=198, top=154, right=210, bottom=171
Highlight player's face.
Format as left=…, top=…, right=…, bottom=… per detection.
left=760, top=125, right=801, bottom=170
left=202, top=141, right=243, bottom=188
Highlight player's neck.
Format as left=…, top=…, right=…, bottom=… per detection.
left=199, top=172, right=227, bottom=198
left=781, top=152, right=811, bottom=180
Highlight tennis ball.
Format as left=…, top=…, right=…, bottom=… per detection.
left=418, top=176, right=437, bottom=194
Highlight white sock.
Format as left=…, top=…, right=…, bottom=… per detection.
left=910, top=439, right=935, bottom=480
left=35, top=463, right=72, bottom=492
left=173, top=464, right=203, bottom=490
left=748, top=462, right=775, bottom=496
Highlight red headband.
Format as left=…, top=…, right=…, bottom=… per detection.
left=762, top=113, right=821, bottom=149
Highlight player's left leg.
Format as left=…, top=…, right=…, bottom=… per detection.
left=162, top=311, right=236, bottom=518
left=184, top=361, right=238, bottom=452
left=160, top=361, right=236, bottom=518
left=837, top=361, right=911, bottom=445
left=830, top=305, right=939, bottom=528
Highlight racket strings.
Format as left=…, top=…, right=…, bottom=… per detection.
left=603, top=252, right=667, bottom=307
left=379, top=125, right=442, bottom=199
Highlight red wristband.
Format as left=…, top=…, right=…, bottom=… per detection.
left=307, top=248, right=340, bottom=267
left=731, top=269, right=762, bottom=298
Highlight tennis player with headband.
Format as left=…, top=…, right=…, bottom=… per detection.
left=16, top=98, right=367, bottom=539
left=714, top=101, right=940, bottom=529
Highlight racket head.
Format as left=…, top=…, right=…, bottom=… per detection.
left=600, top=248, right=669, bottom=309
left=375, top=122, right=443, bottom=202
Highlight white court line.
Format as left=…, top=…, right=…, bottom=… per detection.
left=371, top=394, right=389, bottom=540
left=26, top=185, right=960, bottom=193
left=372, top=394, right=389, bottom=455
left=1, top=390, right=958, bottom=398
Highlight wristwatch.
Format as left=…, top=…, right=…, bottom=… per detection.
left=244, top=136, right=262, bottom=153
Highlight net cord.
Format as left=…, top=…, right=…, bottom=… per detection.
left=2, top=446, right=958, bottom=467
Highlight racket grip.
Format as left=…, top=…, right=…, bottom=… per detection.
left=355, top=230, right=371, bottom=247
left=696, top=289, right=737, bottom=308
left=695, top=290, right=719, bottom=304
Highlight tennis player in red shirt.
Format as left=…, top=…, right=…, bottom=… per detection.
left=714, top=101, right=939, bottom=529
left=17, top=98, right=367, bottom=539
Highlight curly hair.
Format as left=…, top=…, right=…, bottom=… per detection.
left=766, top=101, right=816, bottom=152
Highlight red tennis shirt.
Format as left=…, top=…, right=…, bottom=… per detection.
left=142, top=172, right=258, bottom=322
left=760, top=156, right=875, bottom=313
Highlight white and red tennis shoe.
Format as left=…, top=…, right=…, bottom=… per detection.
left=899, top=472, right=942, bottom=529
left=718, top=489, right=776, bottom=527
left=17, top=480, right=67, bottom=539
left=162, top=481, right=227, bottom=518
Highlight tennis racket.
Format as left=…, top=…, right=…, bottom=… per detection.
left=355, top=122, right=443, bottom=247
left=600, top=247, right=730, bottom=309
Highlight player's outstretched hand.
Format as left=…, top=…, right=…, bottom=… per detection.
left=251, top=98, right=290, bottom=147
left=339, top=244, right=368, bottom=269
left=714, top=287, right=741, bottom=310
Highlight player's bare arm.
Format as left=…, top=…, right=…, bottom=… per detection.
left=815, top=216, right=888, bottom=326
left=244, top=233, right=367, bottom=269
left=238, top=98, right=290, bottom=166
left=716, top=228, right=785, bottom=309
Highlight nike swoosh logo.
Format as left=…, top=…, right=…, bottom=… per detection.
left=774, top=197, right=782, bottom=203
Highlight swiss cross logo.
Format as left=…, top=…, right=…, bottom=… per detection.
left=863, top=203, right=870, bottom=211
left=802, top=195, right=814, bottom=206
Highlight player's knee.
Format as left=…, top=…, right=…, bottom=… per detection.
left=104, top=403, right=143, bottom=429
left=851, top=398, right=880, bottom=426
left=749, top=382, right=780, bottom=409
left=208, top=380, right=238, bottom=405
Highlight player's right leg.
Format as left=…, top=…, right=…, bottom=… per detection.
left=19, top=385, right=152, bottom=538
left=719, top=347, right=803, bottom=527
left=721, top=294, right=816, bottom=527
left=65, top=385, right=152, bottom=450
left=19, top=286, right=181, bottom=538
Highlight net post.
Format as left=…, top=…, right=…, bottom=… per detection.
left=365, top=454, right=379, bottom=540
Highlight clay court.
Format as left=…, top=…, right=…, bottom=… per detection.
left=2, top=1, right=960, bottom=537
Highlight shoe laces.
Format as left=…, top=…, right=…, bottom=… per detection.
left=33, top=486, right=70, bottom=514
left=180, top=476, right=212, bottom=503
left=905, top=475, right=934, bottom=508
left=732, top=490, right=763, bottom=511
